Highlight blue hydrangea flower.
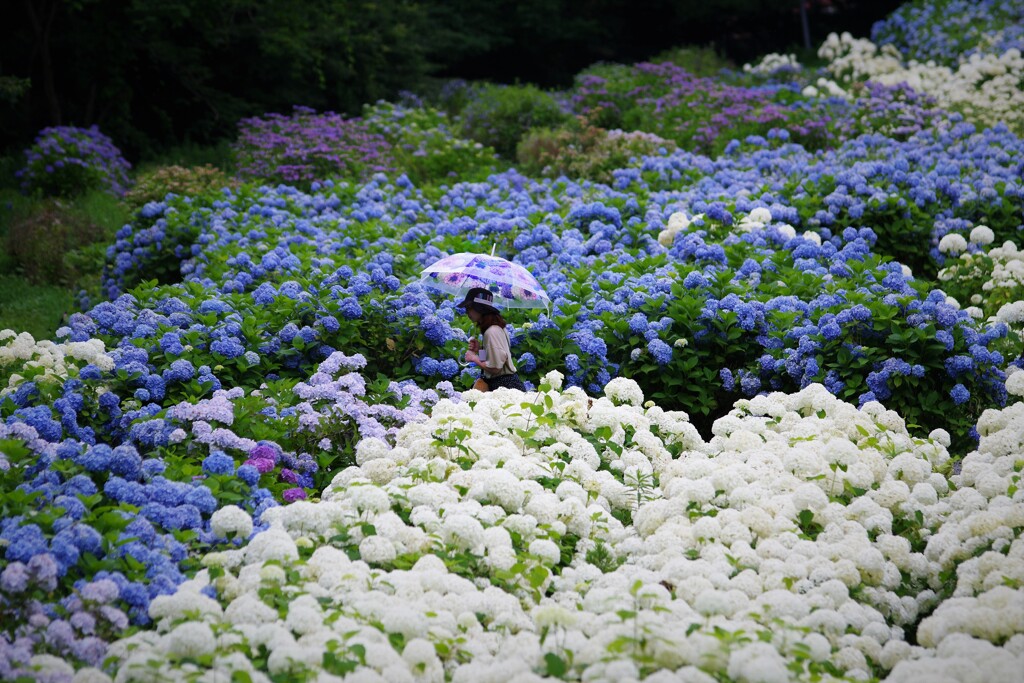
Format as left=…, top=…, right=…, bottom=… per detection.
left=201, top=451, right=235, bottom=476
left=950, top=383, right=970, bottom=405
left=647, top=338, right=673, bottom=365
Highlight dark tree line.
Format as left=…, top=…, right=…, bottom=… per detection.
left=1, top=0, right=903, bottom=161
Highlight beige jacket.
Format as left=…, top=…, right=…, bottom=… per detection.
left=482, top=325, right=517, bottom=377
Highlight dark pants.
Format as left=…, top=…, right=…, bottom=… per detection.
left=483, top=373, right=526, bottom=391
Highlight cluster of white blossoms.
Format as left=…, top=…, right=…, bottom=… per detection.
left=818, top=32, right=1024, bottom=130
left=657, top=211, right=704, bottom=247
left=937, top=237, right=1024, bottom=330
left=800, top=77, right=853, bottom=101
left=98, top=372, right=1024, bottom=682
left=743, top=52, right=802, bottom=77
left=0, top=329, right=114, bottom=392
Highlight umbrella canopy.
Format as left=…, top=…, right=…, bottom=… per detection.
left=418, top=252, right=550, bottom=310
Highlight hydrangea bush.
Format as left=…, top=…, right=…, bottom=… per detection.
left=458, top=83, right=570, bottom=159
left=233, top=106, right=397, bottom=187
left=516, top=118, right=678, bottom=184
left=15, top=125, right=132, bottom=198
left=817, top=30, right=1024, bottom=133
left=362, top=101, right=503, bottom=185
left=3, top=1, right=1024, bottom=678
left=90, top=377, right=1024, bottom=682
left=871, top=0, right=1024, bottom=66
left=737, top=1, right=1024, bottom=135
left=123, top=165, right=240, bottom=212
left=568, top=61, right=834, bottom=155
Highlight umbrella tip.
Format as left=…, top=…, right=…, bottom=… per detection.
left=491, top=243, right=496, bottom=257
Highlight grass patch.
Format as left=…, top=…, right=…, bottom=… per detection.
left=0, top=187, right=130, bottom=338
left=0, top=267, right=71, bottom=340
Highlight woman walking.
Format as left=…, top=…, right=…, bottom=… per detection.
left=458, top=287, right=527, bottom=392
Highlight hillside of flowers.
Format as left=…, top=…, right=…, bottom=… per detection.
left=1, top=1, right=1023, bottom=681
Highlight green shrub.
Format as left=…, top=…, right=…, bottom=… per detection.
left=459, top=84, right=570, bottom=158
left=5, top=198, right=107, bottom=285
left=646, top=45, right=734, bottom=77
left=517, top=118, right=676, bottom=184
left=362, top=102, right=503, bottom=185
left=124, top=164, right=240, bottom=211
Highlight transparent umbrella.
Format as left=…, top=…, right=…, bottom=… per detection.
left=417, top=252, right=550, bottom=310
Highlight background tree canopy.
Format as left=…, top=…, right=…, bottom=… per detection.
left=2, top=0, right=903, bottom=161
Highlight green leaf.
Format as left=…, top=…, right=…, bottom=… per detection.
left=527, top=565, right=549, bottom=588
left=544, top=652, right=567, bottom=678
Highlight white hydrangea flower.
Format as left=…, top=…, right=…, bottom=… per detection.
left=440, top=513, right=485, bottom=551
left=71, top=669, right=113, bottom=683
left=802, top=230, right=822, bottom=245
left=359, top=535, right=397, bottom=564
left=528, top=539, right=561, bottom=565
left=604, top=377, right=644, bottom=406
left=211, top=505, right=254, bottom=540
left=667, top=211, right=691, bottom=232
left=355, top=437, right=392, bottom=465
left=970, top=225, right=995, bottom=245
left=244, top=525, right=298, bottom=563
left=542, top=369, right=564, bottom=391
left=938, top=233, right=969, bottom=254
left=1006, top=371, right=1024, bottom=397
left=163, top=622, right=216, bottom=658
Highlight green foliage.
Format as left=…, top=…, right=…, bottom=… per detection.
left=645, top=45, right=734, bottom=77
left=123, top=165, right=240, bottom=212
left=4, top=197, right=108, bottom=286
left=2, top=0, right=436, bottom=159
left=516, top=117, right=677, bottom=183
left=138, top=140, right=237, bottom=173
left=0, top=75, right=31, bottom=104
left=0, top=188, right=127, bottom=331
left=459, top=84, right=570, bottom=158
left=362, top=102, right=504, bottom=185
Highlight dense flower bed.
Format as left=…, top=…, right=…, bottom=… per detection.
left=817, top=31, right=1024, bottom=133
left=234, top=103, right=502, bottom=189
left=81, top=377, right=1024, bottom=681
left=0, top=336, right=447, bottom=675
left=742, top=1, right=1024, bottom=135
left=3, top=1, right=1023, bottom=679
left=568, top=62, right=834, bottom=155
left=871, top=0, right=1024, bottom=66
left=234, top=106, right=397, bottom=186
left=96, top=123, right=1022, bottom=448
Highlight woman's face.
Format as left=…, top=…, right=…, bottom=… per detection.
left=466, top=306, right=481, bottom=323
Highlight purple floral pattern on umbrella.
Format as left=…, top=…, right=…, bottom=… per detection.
left=419, top=253, right=550, bottom=309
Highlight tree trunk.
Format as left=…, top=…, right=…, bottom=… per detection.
left=23, top=0, right=62, bottom=125
left=800, top=0, right=812, bottom=50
